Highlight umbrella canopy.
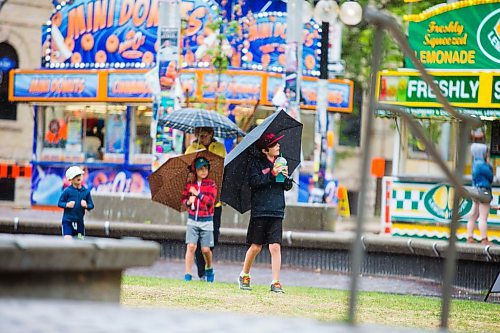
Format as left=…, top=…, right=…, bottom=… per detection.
left=221, top=110, right=303, bottom=213
left=148, top=150, right=224, bottom=211
left=160, top=108, right=245, bottom=138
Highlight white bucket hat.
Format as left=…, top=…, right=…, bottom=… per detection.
left=65, top=166, right=84, bottom=180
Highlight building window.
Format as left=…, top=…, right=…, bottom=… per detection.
left=38, top=104, right=127, bottom=163
left=130, top=106, right=153, bottom=164
left=0, top=42, right=18, bottom=121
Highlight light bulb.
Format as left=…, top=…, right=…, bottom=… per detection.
left=339, top=1, right=363, bottom=26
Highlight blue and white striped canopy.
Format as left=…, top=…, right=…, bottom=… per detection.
left=159, top=108, right=245, bottom=138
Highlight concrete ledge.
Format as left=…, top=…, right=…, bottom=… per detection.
left=87, top=194, right=337, bottom=232
left=1, top=218, right=499, bottom=290
left=0, top=234, right=160, bottom=302
left=285, top=230, right=353, bottom=250
left=362, top=235, right=416, bottom=255
left=0, top=218, right=498, bottom=263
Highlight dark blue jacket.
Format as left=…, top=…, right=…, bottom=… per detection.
left=472, top=158, right=493, bottom=189
left=248, top=155, right=293, bottom=219
left=58, top=185, right=94, bottom=223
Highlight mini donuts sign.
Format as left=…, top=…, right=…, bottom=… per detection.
left=42, top=0, right=158, bottom=69
left=42, top=0, right=324, bottom=75
left=231, top=13, right=321, bottom=75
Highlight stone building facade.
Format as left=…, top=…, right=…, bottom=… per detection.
left=0, top=1, right=51, bottom=206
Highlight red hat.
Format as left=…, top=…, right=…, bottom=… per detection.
left=256, top=133, right=284, bottom=149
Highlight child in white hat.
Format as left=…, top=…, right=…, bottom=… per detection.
left=58, top=166, right=94, bottom=239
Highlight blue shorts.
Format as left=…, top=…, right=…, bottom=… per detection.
left=62, top=221, right=85, bottom=237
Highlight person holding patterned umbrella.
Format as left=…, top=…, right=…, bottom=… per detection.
left=161, top=107, right=244, bottom=280
left=186, top=127, right=226, bottom=280
left=181, top=156, right=217, bottom=282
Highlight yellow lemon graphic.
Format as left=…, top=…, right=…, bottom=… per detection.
left=424, top=184, right=473, bottom=220
left=433, top=186, right=448, bottom=210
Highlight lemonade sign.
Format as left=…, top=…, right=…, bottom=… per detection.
left=406, top=1, right=500, bottom=69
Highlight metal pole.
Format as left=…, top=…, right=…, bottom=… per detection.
left=0, top=0, right=8, bottom=13
left=347, top=27, right=384, bottom=325
left=342, top=6, right=487, bottom=328
left=440, top=122, right=469, bottom=329
left=314, top=21, right=329, bottom=189
left=124, top=106, right=132, bottom=167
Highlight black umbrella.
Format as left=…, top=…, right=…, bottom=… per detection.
left=221, top=110, right=303, bottom=213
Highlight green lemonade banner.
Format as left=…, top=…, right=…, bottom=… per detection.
left=376, top=71, right=500, bottom=118
left=405, top=1, right=500, bottom=69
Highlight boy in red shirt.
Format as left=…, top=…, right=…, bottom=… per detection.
left=181, top=157, right=217, bottom=282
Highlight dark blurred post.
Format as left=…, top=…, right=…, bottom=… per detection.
left=313, top=20, right=329, bottom=194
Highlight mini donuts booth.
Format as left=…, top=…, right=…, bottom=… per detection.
left=8, top=0, right=353, bottom=208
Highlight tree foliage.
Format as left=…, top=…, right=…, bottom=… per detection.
left=341, top=0, right=445, bottom=90
left=338, top=0, right=444, bottom=147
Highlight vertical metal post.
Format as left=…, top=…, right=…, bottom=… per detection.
left=348, top=27, right=384, bottom=324
left=356, top=5, right=482, bottom=329
left=314, top=21, right=330, bottom=188
left=32, top=105, right=38, bottom=162
left=124, top=106, right=132, bottom=167
left=440, top=122, right=469, bottom=328
left=319, top=21, right=329, bottom=81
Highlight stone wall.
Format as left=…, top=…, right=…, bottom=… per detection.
left=86, top=194, right=337, bottom=232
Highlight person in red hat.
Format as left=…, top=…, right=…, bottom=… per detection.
left=238, top=132, right=293, bottom=293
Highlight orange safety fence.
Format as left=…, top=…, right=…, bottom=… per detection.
left=0, top=164, right=32, bottom=179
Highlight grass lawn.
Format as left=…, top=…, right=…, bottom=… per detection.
left=122, top=276, right=499, bottom=333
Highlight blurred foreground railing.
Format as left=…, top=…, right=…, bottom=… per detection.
left=349, top=5, right=484, bottom=328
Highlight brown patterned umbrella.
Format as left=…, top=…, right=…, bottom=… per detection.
left=148, top=150, right=224, bottom=212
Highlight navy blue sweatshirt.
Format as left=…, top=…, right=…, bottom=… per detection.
left=58, top=185, right=94, bottom=223
left=248, top=155, right=293, bottom=219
